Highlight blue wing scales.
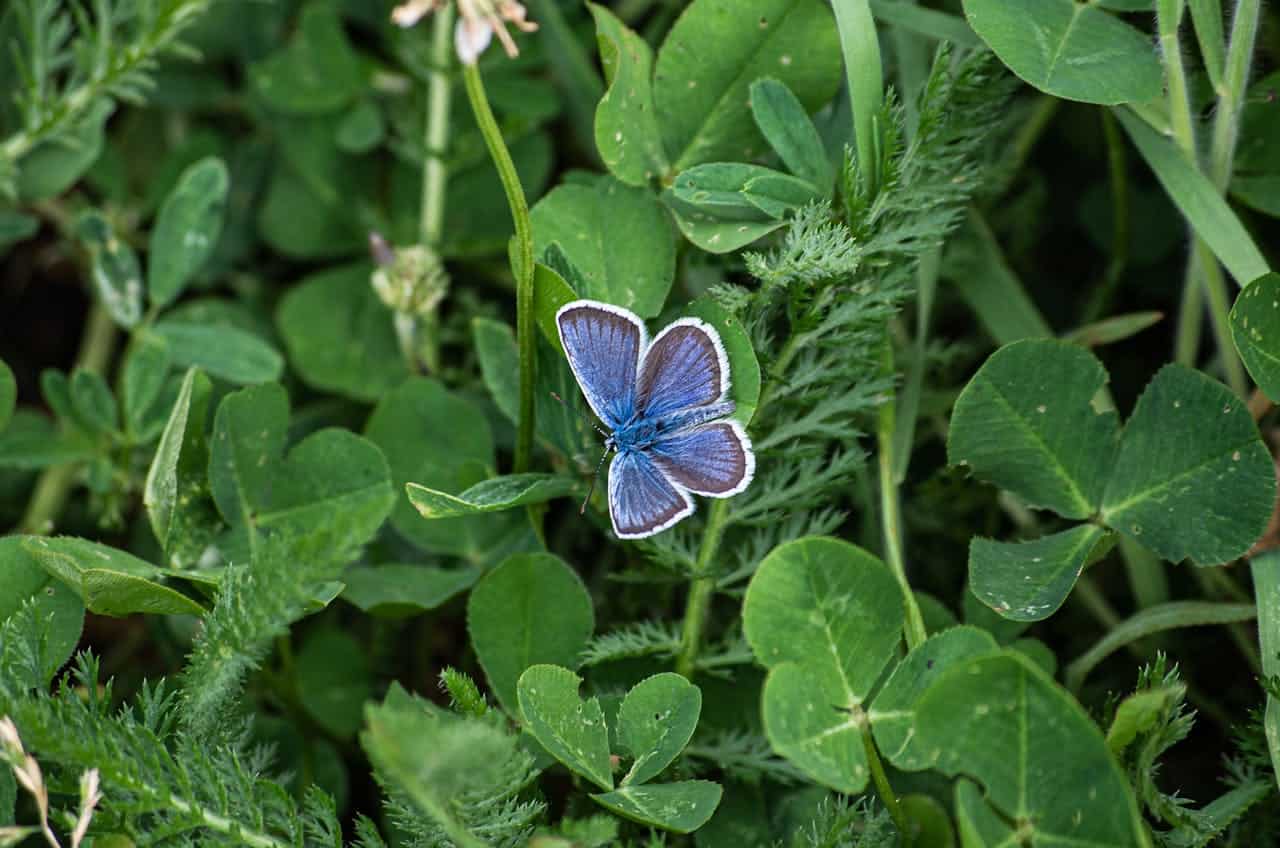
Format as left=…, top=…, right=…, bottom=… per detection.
left=650, top=421, right=754, bottom=497
left=557, top=301, right=646, bottom=429
left=607, top=450, right=694, bottom=539
left=636, top=318, right=728, bottom=420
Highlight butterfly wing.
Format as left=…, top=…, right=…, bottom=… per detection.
left=635, top=318, right=728, bottom=420
left=650, top=421, right=755, bottom=497
left=607, top=449, right=694, bottom=539
left=557, top=300, right=647, bottom=429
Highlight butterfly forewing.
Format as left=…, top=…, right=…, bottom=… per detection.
left=649, top=421, right=754, bottom=497
left=635, top=319, right=727, bottom=420
left=608, top=450, right=694, bottom=538
left=556, top=301, right=646, bottom=429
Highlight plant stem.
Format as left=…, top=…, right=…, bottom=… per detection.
left=676, top=498, right=731, bottom=679
left=18, top=302, right=118, bottom=535
left=421, top=3, right=454, bottom=248
left=877, top=342, right=927, bottom=651
left=1207, top=0, right=1261, bottom=192
left=462, top=62, right=536, bottom=474
left=1065, top=601, right=1256, bottom=691
left=860, top=719, right=909, bottom=837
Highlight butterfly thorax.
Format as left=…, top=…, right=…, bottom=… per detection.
left=608, top=401, right=735, bottom=452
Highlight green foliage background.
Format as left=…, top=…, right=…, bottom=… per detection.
left=1, top=0, right=1280, bottom=846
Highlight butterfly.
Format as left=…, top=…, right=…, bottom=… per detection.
left=557, top=299, right=755, bottom=539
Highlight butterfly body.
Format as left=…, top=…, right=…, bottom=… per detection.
left=556, top=299, right=754, bottom=539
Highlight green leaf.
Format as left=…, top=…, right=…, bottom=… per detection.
left=868, top=626, right=999, bottom=771
left=954, top=779, right=1018, bottom=848
left=530, top=176, right=675, bottom=318
left=962, top=587, right=1031, bottom=645
left=296, top=628, right=372, bottom=738
left=0, top=209, right=38, bottom=253
left=121, top=331, right=172, bottom=439
left=0, top=359, right=14, bottom=432
left=69, top=369, right=119, bottom=436
left=664, top=193, right=785, bottom=254
left=341, top=564, right=480, bottom=618
left=1100, top=364, right=1274, bottom=564
left=365, top=377, right=507, bottom=558
left=587, top=3, right=668, bottom=185
left=249, top=3, right=364, bottom=115
left=948, top=339, right=1119, bottom=519
left=24, top=536, right=206, bottom=617
left=1062, top=311, right=1164, bottom=349
left=148, top=157, right=229, bottom=309
left=749, top=78, right=833, bottom=191
left=914, top=652, right=1146, bottom=846
left=144, top=368, right=216, bottom=561
left=591, top=781, right=722, bottom=834
left=276, top=263, right=408, bottom=403
left=962, top=0, right=1162, bottom=104
left=617, top=673, right=701, bottom=786
left=654, top=0, right=842, bottom=170
left=210, top=383, right=395, bottom=556
left=743, top=537, right=904, bottom=793
left=335, top=99, right=385, bottom=154
left=1230, top=273, right=1280, bottom=400
left=469, top=553, right=595, bottom=714
left=900, top=794, right=956, bottom=848
left=968, top=525, right=1108, bottom=622
left=679, top=299, right=761, bottom=424
left=153, top=320, right=284, bottom=384
left=76, top=211, right=143, bottom=328
left=1105, top=682, right=1185, bottom=755
left=1116, top=108, right=1270, bottom=285
left=0, top=536, right=85, bottom=683
left=517, top=664, right=613, bottom=791
left=672, top=163, right=823, bottom=220
left=534, top=261, right=579, bottom=353
left=17, top=101, right=113, bottom=201
left=407, top=474, right=577, bottom=519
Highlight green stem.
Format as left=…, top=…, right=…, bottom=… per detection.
left=462, top=62, right=536, bottom=474
left=831, top=0, right=884, bottom=196
left=1065, top=601, right=1256, bottom=691
left=1196, top=240, right=1248, bottom=394
left=1081, top=109, right=1130, bottom=324
left=421, top=3, right=454, bottom=248
left=1157, top=0, right=1198, bottom=163
left=17, top=302, right=118, bottom=535
left=1207, top=0, right=1261, bottom=192
left=1006, top=95, right=1060, bottom=180
left=675, top=499, right=731, bottom=679
left=861, top=719, right=910, bottom=837
left=877, top=342, right=927, bottom=651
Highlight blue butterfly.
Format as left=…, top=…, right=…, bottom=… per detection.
left=557, top=299, right=755, bottom=539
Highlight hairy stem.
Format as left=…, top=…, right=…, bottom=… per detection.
left=421, top=4, right=454, bottom=248
left=877, top=342, right=927, bottom=651
left=17, top=302, right=118, bottom=535
left=462, top=62, right=536, bottom=474
left=676, top=498, right=731, bottom=679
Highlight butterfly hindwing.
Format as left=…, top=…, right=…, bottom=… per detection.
left=650, top=421, right=754, bottom=497
left=607, top=449, right=694, bottom=539
left=557, top=300, right=646, bottom=430
left=636, top=318, right=727, bottom=420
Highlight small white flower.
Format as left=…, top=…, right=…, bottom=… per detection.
left=70, top=769, right=103, bottom=848
left=392, top=0, right=537, bottom=64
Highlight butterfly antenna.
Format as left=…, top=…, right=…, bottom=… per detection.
left=550, top=391, right=609, bottom=437
left=580, top=444, right=612, bottom=514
